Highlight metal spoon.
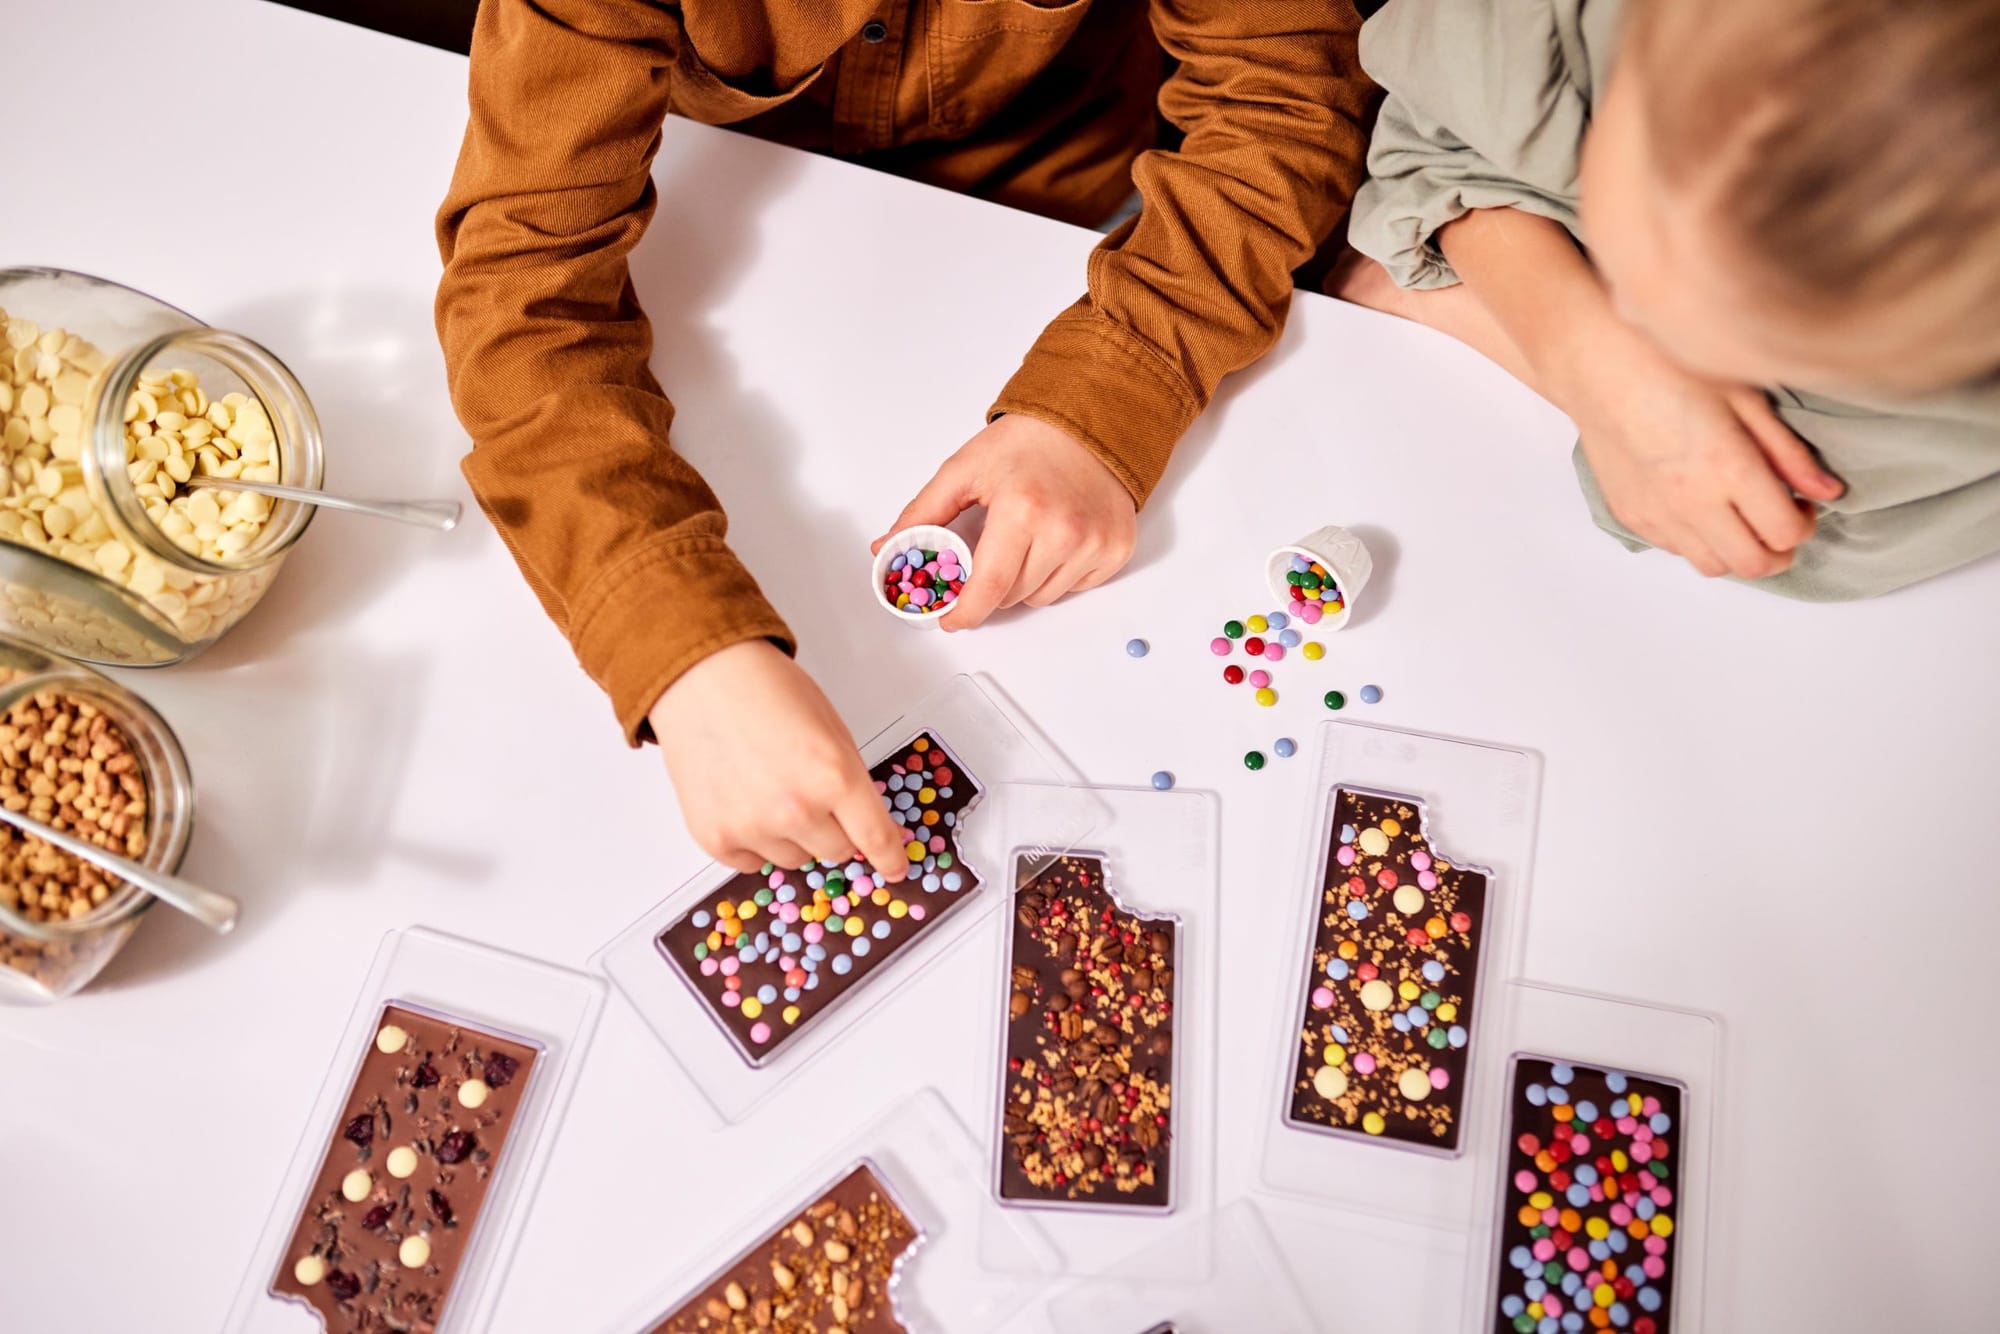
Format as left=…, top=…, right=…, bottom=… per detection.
left=0, top=803, right=238, bottom=935
left=182, top=475, right=461, bottom=532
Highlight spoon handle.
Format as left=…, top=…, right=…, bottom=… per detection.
left=183, top=476, right=461, bottom=532
left=0, top=802, right=237, bottom=935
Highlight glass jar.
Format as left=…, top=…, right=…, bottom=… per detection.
left=0, top=266, right=322, bottom=666
left=0, top=634, right=195, bottom=1002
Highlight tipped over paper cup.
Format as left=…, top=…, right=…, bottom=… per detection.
left=1266, top=526, right=1373, bottom=631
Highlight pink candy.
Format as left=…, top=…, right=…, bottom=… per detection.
left=1311, top=986, right=1335, bottom=1009
left=749, top=1021, right=771, bottom=1043
left=1353, top=1052, right=1376, bottom=1074
left=1249, top=669, right=1271, bottom=688
left=1210, top=637, right=1232, bottom=655
left=1336, top=845, right=1356, bottom=866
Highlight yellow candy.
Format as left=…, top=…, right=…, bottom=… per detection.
left=1361, top=1111, right=1385, bottom=1136
left=1302, top=641, right=1324, bottom=660
left=737, top=899, right=757, bottom=919
left=1322, top=1043, right=1347, bottom=1065
left=1611, top=1149, right=1629, bottom=1171
left=1247, top=614, right=1268, bottom=633
left=896, top=593, right=910, bottom=608
left=1358, top=827, right=1390, bottom=856
left=1436, top=1001, right=1458, bottom=1022
left=1585, top=1217, right=1610, bottom=1240
left=1528, top=1303, right=1544, bottom=1320
left=1594, top=1284, right=1615, bottom=1309
left=1255, top=687, right=1277, bottom=707
left=1381, top=818, right=1402, bottom=837
left=888, top=900, right=908, bottom=919
left=905, top=841, right=926, bottom=862
left=706, top=930, right=722, bottom=951
left=918, top=786, right=937, bottom=804
left=1528, top=1191, right=1554, bottom=1210
left=871, top=888, right=891, bottom=906
left=740, top=998, right=763, bottom=1019
left=844, top=916, right=864, bottom=937
left=782, top=1005, right=800, bottom=1024
left=1652, top=1214, right=1674, bottom=1238
left=1397, top=979, right=1420, bottom=1001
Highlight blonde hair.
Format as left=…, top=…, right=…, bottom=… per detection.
left=1628, top=0, right=2000, bottom=382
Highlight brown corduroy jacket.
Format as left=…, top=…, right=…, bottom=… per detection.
left=436, top=0, right=1372, bottom=743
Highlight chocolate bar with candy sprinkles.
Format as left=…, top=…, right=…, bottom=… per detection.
left=1489, top=1059, right=1683, bottom=1334
left=1286, top=787, right=1490, bottom=1150
left=657, top=732, right=983, bottom=1065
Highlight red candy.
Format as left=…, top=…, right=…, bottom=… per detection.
left=1243, top=636, right=1265, bottom=655
left=1223, top=665, right=1245, bottom=684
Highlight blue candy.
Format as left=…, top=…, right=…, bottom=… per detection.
left=1359, top=684, right=1383, bottom=704
left=807, top=869, right=827, bottom=888
left=1507, top=1246, right=1532, bottom=1273
left=1406, top=1004, right=1429, bottom=1027
left=872, top=920, right=891, bottom=939
left=1561, top=1315, right=1584, bottom=1333
left=756, top=984, right=777, bottom=1004
left=776, top=884, right=796, bottom=903
left=943, top=871, right=963, bottom=891
left=1346, top=900, right=1368, bottom=920
left=1339, top=823, right=1356, bottom=844
left=1575, top=1164, right=1599, bottom=1186
left=1502, top=1295, right=1526, bottom=1318
left=1609, top=1304, right=1629, bottom=1327
left=1422, top=960, right=1446, bottom=983
left=1551, top=1063, right=1576, bottom=1083
left=805, top=972, right=821, bottom=990
left=1526, top=1083, right=1547, bottom=1106
left=1566, top=1184, right=1590, bottom=1207
left=1588, top=1240, right=1610, bottom=1263
left=1329, top=1024, right=1350, bottom=1044
left=1126, top=638, right=1149, bottom=658
left=1392, top=1013, right=1410, bottom=1032
left=1638, top=1287, right=1662, bottom=1312
left=1606, top=1072, right=1628, bottom=1094
left=1151, top=771, right=1174, bottom=790
left=783, top=986, right=801, bottom=1002
left=1279, top=628, right=1301, bottom=647
left=923, top=872, right=941, bottom=892
left=1327, top=958, right=1349, bottom=980
left=1651, top=1112, right=1673, bottom=1133
left=1547, top=1086, right=1570, bottom=1105
left=691, top=910, right=711, bottom=928
left=1575, top=1100, right=1599, bottom=1123
left=1274, top=737, right=1297, bottom=758
left=831, top=954, right=854, bottom=975
left=851, top=937, right=872, bottom=958
left=805, top=944, right=827, bottom=961
left=1267, top=611, right=1290, bottom=629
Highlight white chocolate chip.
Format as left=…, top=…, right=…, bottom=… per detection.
left=397, top=1235, right=432, bottom=1269
left=374, top=1024, right=408, bottom=1054
left=455, top=1079, right=489, bottom=1110
left=340, top=1169, right=372, bottom=1203
left=293, top=1255, right=327, bottom=1286
left=385, top=1146, right=418, bottom=1179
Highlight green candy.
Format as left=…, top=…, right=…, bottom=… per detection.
left=1224, top=620, right=1245, bottom=639
left=1421, top=990, right=1441, bottom=1009
left=1543, top=1260, right=1564, bottom=1284
left=937, top=852, right=953, bottom=869
left=1243, top=750, right=1266, bottom=771
left=692, top=942, right=708, bottom=960
left=760, top=862, right=775, bottom=875
left=753, top=888, right=774, bottom=906
left=1285, top=571, right=1303, bottom=586
left=1324, top=690, right=1346, bottom=710
left=1427, top=1027, right=1449, bottom=1049
left=922, top=549, right=938, bottom=562
left=1515, top=1315, right=1537, bottom=1334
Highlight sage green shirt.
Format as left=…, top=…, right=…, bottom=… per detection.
left=1348, top=0, right=2000, bottom=600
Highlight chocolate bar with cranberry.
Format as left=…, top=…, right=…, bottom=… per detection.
left=1000, top=853, right=1176, bottom=1209
left=271, top=1004, right=537, bottom=1331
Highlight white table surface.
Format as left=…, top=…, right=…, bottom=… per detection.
left=4, top=4, right=1995, bottom=1332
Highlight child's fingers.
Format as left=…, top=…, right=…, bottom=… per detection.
left=941, top=521, right=1029, bottom=630
left=746, top=837, right=814, bottom=874
left=717, top=848, right=768, bottom=874
left=1696, top=505, right=1793, bottom=580
left=1732, top=469, right=1817, bottom=552
left=1731, top=391, right=1845, bottom=501
left=1023, top=556, right=1092, bottom=608
left=998, top=537, right=1066, bottom=612
left=836, top=785, right=911, bottom=881
left=796, top=811, right=858, bottom=870
left=876, top=456, right=977, bottom=552
left=1663, top=525, right=1729, bottom=579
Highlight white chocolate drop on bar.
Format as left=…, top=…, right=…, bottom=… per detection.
left=397, top=1235, right=431, bottom=1269
left=385, top=1146, right=418, bottom=1179
left=455, top=1078, right=488, bottom=1109
left=373, top=1024, right=408, bottom=1054
left=293, top=1255, right=327, bottom=1286
left=340, top=1169, right=372, bottom=1203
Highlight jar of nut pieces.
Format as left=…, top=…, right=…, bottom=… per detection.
left=0, top=267, right=323, bottom=666
left=0, top=634, right=194, bottom=1002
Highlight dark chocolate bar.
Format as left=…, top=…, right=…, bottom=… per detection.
left=1287, top=788, right=1489, bottom=1150
left=646, top=1163, right=919, bottom=1332
left=1490, top=1059, right=1683, bottom=1334
left=657, top=732, right=983, bottom=1064
left=272, top=1004, right=538, bottom=1331
left=1000, top=854, right=1175, bottom=1209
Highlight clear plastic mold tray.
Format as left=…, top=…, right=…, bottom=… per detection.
left=605, top=1087, right=1057, bottom=1334
left=1260, top=722, right=1542, bottom=1232
left=594, top=674, right=1099, bottom=1124
left=1462, top=983, right=1719, bottom=1334
left=978, top=783, right=1220, bottom=1280
left=225, top=927, right=605, bottom=1334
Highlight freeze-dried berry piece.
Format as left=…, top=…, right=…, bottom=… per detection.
left=361, top=1204, right=392, bottom=1231
left=342, top=1113, right=374, bottom=1147
left=427, top=1189, right=454, bottom=1226
left=411, top=1063, right=440, bottom=1089
left=327, top=1270, right=361, bottom=1302
left=483, top=1052, right=518, bottom=1088
left=436, top=1131, right=474, bottom=1164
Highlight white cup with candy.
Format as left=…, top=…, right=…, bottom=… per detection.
left=873, top=525, right=974, bottom=629
left=1266, top=525, right=1373, bottom=630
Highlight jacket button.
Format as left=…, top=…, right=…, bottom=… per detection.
left=861, top=20, right=888, bottom=43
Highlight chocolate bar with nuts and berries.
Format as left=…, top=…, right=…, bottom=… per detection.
left=645, top=1163, right=919, bottom=1332
left=271, top=1005, right=537, bottom=1331
left=1000, top=853, right=1176, bottom=1209
left=656, top=732, right=982, bottom=1064
left=1287, top=788, right=1489, bottom=1151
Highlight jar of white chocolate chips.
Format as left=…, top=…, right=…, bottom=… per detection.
left=0, top=267, right=322, bottom=665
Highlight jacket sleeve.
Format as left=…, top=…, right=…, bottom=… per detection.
left=990, top=1, right=1375, bottom=507
left=436, top=0, right=794, bottom=745
left=1346, top=0, right=1590, bottom=290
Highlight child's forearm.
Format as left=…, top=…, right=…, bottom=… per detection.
left=1434, top=209, right=1627, bottom=405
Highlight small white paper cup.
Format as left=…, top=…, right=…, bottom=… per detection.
left=1266, top=525, right=1373, bottom=631
left=873, top=525, right=974, bottom=630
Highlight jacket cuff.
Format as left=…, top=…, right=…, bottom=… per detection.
left=990, top=302, right=1202, bottom=509
left=567, top=532, right=796, bottom=746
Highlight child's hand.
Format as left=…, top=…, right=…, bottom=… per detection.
left=874, top=413, right=1137, bottom=629
left=1564, top=333, right=1846, bottom=580
left=649, top=640, right=910, bottom=879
